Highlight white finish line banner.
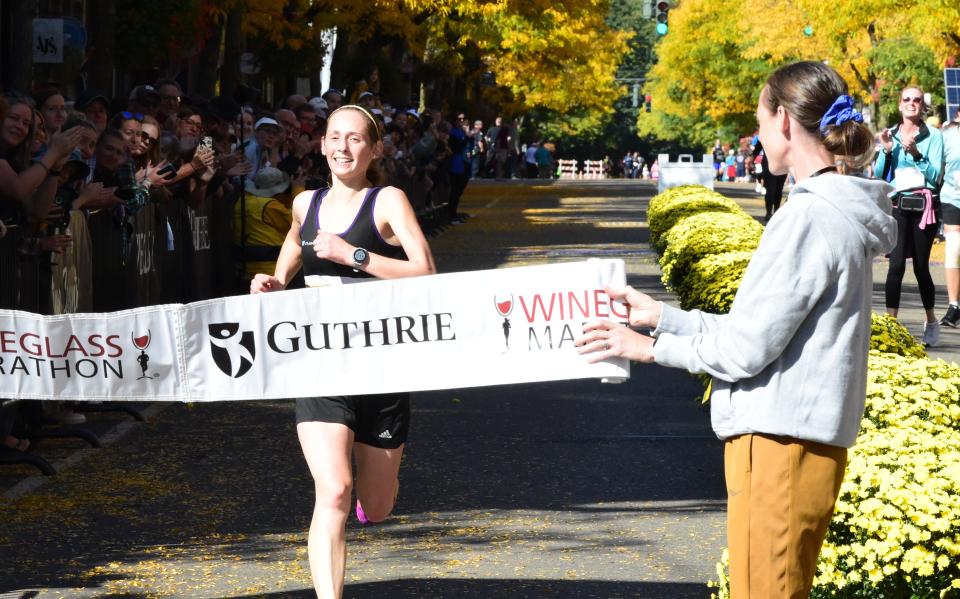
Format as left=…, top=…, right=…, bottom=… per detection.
left=0, top=260, right=630, bottom=401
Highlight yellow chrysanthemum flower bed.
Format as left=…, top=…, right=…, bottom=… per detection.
left=870, top=312, right=927, bottom=358
left=647, top=186, right=742, bottom=253
left=659, top=213, right=763, bottom=294
left=646, top=185, right=960, bottom=598
left=813, top=352, right=960, bottom=598
left=674, top=250, right=753, bottom=314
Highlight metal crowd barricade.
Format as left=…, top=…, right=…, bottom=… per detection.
left=557, top=159, right=578, bottom=179
left=582, top=160, right=606, bottom=179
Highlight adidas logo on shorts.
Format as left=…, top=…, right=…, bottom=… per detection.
left=379, top=430, right=393, bottom=439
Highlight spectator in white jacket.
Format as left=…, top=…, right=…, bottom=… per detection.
left=577, top=61, right=897, bottom=599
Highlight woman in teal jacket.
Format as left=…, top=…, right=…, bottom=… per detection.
left=874, top=86, right=944, bottom=346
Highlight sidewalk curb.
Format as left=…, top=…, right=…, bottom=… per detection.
left=3, top=403, right=168, bottom=501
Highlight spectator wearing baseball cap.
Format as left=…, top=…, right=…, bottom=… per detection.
left=235, top=166, right=294, bottom=281
left=128, top=85, right=161, bottom=118
left=357, top=91, right=377, bottom=110
left=76, top=90, right=110, bottom=132
left=308, top=97, right=327, bottom=113
left=244, top=115, right=281, bottom=177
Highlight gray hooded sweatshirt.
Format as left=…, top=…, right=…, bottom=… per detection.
left=652, top=174, right=897, bottom=448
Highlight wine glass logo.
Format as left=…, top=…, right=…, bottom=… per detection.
left=132, top=331, right=151, bottom=351
left=494, top=293, right=513, bottom=351
left=132, top=330, right=152, bottom=380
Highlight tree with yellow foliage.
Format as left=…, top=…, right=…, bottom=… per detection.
left=195, top=0, right=630, bottom=134
left=641, top=0, right=959, bottom=145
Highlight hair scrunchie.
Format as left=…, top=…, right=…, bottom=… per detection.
left=819, top=95, right=863, bottom=134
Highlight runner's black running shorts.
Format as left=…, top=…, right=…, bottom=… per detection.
left=295, top=393, right=410, bottom=449
left=943, top=203, right=960, bottom=225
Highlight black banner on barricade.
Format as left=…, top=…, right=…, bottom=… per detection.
left=87, top=208, right=129, bottom=313
left=209, top=182, right=237, bottom=297
left=17, top=251, right=44, bottom=315
left=0, top=229, right=21, bottom=310
left=158, top=195, right=192, bottom=304
left=126, top=202, right=164, bottom=307
left=188, top=194, right=214, bottom=302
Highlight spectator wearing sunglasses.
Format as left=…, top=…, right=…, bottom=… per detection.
left=175, top=107, right=203, bottom=142
left=133, top=116, right=173, bottom=191
left=876, top=86, right=945, bottom=346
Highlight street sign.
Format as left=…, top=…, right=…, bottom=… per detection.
left=33, top=19, right=64, bottom=64
left=945, top=68, right=960, bottom=124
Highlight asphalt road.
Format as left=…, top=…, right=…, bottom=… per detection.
left=7, top=177, right=952, bottom=598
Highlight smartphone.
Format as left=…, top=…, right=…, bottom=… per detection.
left=198, top=136, right=214, bottom=153
left=157, top=162, right=179, bottom=180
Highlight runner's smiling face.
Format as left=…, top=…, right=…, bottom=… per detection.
left=322, top=109, right=382, bottom=182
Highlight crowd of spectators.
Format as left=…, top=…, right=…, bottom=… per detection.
left=0, top=71, right=515, bottom=464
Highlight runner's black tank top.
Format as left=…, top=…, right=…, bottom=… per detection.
left=300, top=187, right=406, bottom=279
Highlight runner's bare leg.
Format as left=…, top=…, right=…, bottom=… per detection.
left=298, top=422, right=353, bottom=599
left=353, top=443, right=405, bottom=522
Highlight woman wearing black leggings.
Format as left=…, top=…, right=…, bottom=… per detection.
left=875, top=86, right=945, bottom=346
left=884, top=207, right=938, bottom=315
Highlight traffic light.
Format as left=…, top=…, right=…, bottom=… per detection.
left=655, top=1, right=669, bottom=36
left=645, top=94, right=652, bottom=112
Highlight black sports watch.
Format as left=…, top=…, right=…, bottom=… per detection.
left=352, top=247, right=369, bottom=269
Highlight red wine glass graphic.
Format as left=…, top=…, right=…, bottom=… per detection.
left=132, top=331, right=151, bottom=379
left=494, top=293, right=513, bottom=351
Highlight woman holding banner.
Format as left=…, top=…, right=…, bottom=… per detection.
left=250, top=104, right=435, bottom=598
left=577, top=62, right=897, bottom=598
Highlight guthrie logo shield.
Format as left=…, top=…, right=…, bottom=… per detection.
left=208, top=323, right=256, bottom=378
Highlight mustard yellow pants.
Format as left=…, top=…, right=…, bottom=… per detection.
left=724, top=434, right=847, bottom=599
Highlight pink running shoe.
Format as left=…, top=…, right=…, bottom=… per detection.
left=355, top=499, right=370, bottom=524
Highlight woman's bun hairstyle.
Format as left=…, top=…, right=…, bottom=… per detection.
left=763, top=61, right=874, bottom=169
